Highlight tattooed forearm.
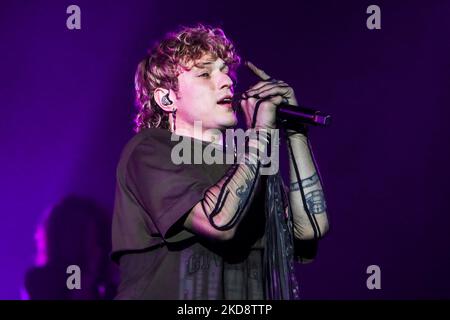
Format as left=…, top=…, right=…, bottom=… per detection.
left=305, top=190, right=327, bottom=214
left=290, top=172, right=319, bottom=192
left=236, top=177, right=251, bottom=210
left=302, top=172, right=319, bottom=188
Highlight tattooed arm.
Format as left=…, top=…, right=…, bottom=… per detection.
left=184, top=131, right=269, bottom=241
left=238, top=61, right=329, bottom=241
left=287, top=130, right=329, bottom=241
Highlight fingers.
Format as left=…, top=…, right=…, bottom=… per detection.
left=241, top=90, right=286, bottom=111
left=257, top=85, right=291, bottom=100
left=245, top=79, right=278, bottom=94
left=244, top=60, right=297, bottom=107
left=259, top=94, right=285, bottom=109
left=244, top=81, right=290, bottom=98
left=245, top=61, right=286, bottom=95
left=246, top=61, right=271, bottom=81
left=245, top=83, right=290, bottom=98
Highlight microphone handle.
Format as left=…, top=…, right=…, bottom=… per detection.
left=232, top=97, right=332, bottom=127
left=277, top=103, right=332, bottom=127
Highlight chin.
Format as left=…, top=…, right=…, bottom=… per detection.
left=220, top=114, right=238, bottom=129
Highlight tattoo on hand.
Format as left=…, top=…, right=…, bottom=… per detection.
left=305, top=190, right=327, bottom=214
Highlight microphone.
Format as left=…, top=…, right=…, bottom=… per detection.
left=232, top=96, right=332, bottom=127
left=277, top=103, right=331, bottom=127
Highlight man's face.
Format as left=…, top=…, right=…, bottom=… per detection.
left=175, top=54, right=237, bottom=130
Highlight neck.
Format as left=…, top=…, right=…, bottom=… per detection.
left=169, top=116, right=225, bottom=145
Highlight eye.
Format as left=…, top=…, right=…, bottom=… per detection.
left=199, top=72, right=210, bottom=78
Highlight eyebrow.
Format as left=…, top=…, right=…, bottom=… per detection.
left=193, top=61, right=228, bottom=70
left=193, top=61, right=213, bottom=69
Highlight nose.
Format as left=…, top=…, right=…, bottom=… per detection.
left=219, top=73, right=234, bottom=92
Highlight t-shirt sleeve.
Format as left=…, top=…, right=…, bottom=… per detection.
left=126, top=136, right=210, bottom=242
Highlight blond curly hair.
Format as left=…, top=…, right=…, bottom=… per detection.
left=134, top=24, right=241, bottom=132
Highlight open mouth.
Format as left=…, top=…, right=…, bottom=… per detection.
left=217, top=97, right=233, bottom=107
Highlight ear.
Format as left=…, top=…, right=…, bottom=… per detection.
left=154, top=88, right=176, bottom=112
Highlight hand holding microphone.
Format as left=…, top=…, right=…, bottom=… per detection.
left=234, top=61, right=331, bottom=129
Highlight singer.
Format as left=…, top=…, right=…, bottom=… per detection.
left=111, top=24, right=329, bottom=300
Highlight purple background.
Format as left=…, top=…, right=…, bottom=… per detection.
left=1, top=0, right=449, bottom=299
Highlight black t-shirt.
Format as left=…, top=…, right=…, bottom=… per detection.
left=111, top=128, right=266, bottom=299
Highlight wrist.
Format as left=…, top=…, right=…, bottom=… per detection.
left=286, top=125, right=309, bottom=139
left=248, top=128, right=271, bottom=149
left=253, top=122, right=276, bottom=130
left=286, top=131, right=308, bottom=146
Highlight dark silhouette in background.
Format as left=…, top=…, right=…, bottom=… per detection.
left=24, top=196, right=118, bottom=300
